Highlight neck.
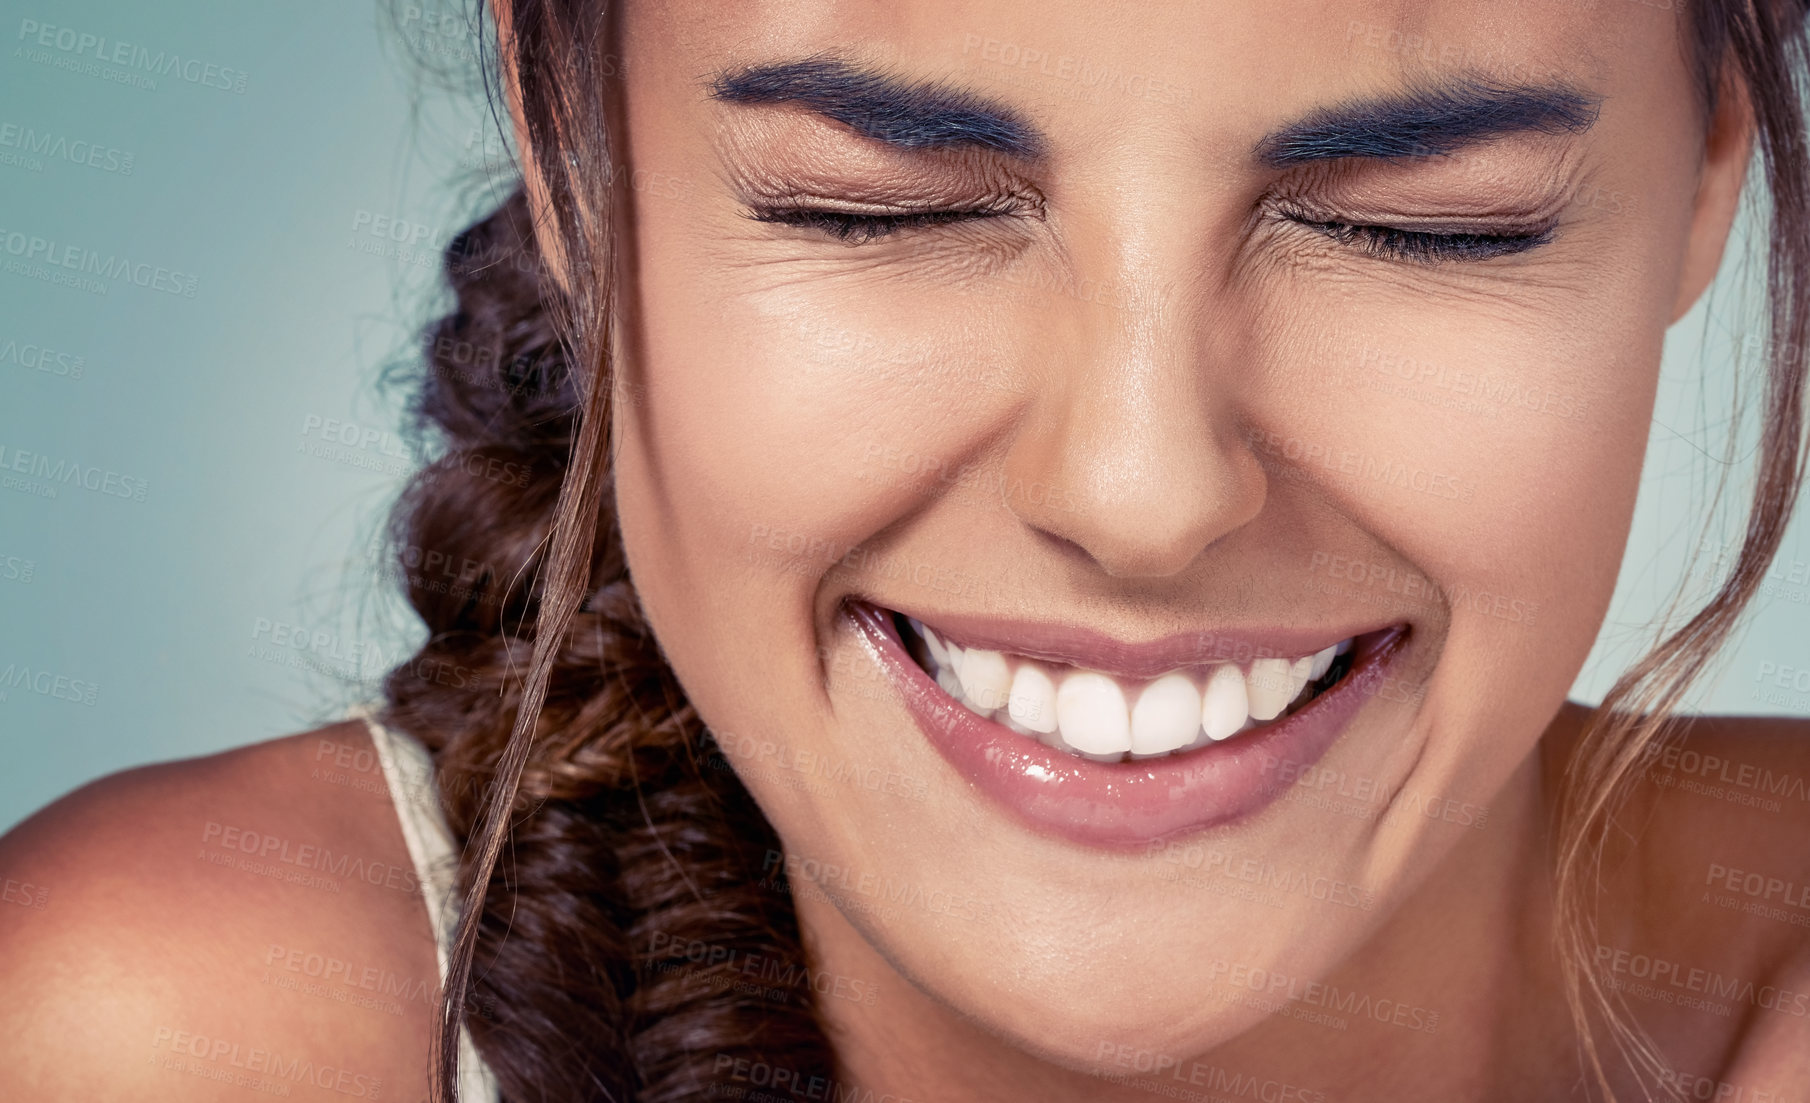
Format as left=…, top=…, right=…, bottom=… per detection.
left=807, top=717, right=1587, bottom=1103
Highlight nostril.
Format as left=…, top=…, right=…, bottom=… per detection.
left=1029, top=526, right=1093, bottom=565
left=1018, top=501, right=1219, bottom=579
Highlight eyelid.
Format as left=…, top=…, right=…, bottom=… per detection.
left=1268, top=192, right=1559, bottom=234
left=1265, top=153, right=1581, bottom=224
left=747, top=175, right=1045, bottom=214
left=752, top=194, right=1026, bottom=217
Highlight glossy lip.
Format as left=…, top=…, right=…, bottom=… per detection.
left=847, top=599, right=1412, bottom=850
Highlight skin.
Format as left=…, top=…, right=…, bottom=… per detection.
left=0, top=2, right=1805, bottom=1101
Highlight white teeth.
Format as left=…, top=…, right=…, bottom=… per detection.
left=1130, top=673, right=1202, bottom=756
left=921, top=622, right=950, bottom=668
left=1007, top=663, right=1059, bottom=733
left=1308, top=644, right=1336, bottom=682
left=957, top=648, right=1012, bottom=711
left=1244, top=657, right=1295, bottom=722
left=1200, top=662, right=1250, bottom=741
left=902, top=617, right=1354, bottom=759
left=1055, top=672, right=1132, bottom=756
left=1000, top=711, right=1037, bottom=736
left=1286, top=655, right=1314, bottom=702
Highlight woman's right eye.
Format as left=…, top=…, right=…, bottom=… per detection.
left=747, top=205, right=1009, bottom=245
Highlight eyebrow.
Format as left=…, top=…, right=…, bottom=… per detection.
left=709, top=57, right=1047, bottom=159
left=1255, top=78, right=1602, bottom=166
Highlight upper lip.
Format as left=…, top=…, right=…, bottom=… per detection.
left=861, top=600, right=1396, bottom=681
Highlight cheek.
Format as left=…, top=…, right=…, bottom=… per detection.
left=1241, top=250, right=1670, bottom=780
left=1256, top=288, right=1654, bottom=580
left=615, top=222, right=1035, bottom=598
left=608, top=226, right=1020, bottom=759
left=618, top=295, right=928, bottom=599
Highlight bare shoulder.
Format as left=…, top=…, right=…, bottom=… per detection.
left=1672, top=714, right=1810, bottom=1089
left=1612, top=711, right=1810, bottom=1090
left=0, top=721, right=441, bottom=1102
left=1633, top=711, right=1810, bottom=893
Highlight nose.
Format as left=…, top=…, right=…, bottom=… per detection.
left=998, top=255, right=1266, bottom=580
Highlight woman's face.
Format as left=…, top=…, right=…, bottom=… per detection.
left=605, top=0, right=1720, bottom=1072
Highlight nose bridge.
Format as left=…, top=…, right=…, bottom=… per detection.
left=999, top=178, right=1266, bottom=579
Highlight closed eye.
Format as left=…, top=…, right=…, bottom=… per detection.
left=747, top=204, right=1018, bottom=245
left=1281, top=211, right=1557, bottom=264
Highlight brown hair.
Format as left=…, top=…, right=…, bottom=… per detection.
left=375, top=2, right=1810, bottom=1100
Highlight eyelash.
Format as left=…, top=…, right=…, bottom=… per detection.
left=750, top=202, right=1556, bottom=263
left=1280, top=212, right=1556, bottom=263
left=749, top=205, right=1012, bottom=245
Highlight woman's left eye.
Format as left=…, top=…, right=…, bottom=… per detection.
left=748, top=206, right=1007, bottom=245
left=1285, top=213, right=1556, bottom=264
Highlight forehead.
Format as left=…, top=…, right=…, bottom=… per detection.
left=627, top=0, right=1687, bottom=145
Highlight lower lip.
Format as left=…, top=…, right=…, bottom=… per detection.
left=847, top=601, right=1410, bottom=850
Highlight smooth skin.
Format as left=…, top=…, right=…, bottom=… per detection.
left=4, top=2, right=1808, bottom=1100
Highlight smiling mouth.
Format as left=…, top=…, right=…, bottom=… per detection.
left=888, top=610, right=1357, bottom=762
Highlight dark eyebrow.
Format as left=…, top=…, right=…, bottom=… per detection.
left=1255, top=78, right=1602, bottom=166
left=709, top=57, right=1046, bottom=159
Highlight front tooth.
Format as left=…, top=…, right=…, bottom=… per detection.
left=1308, top=644, right=1336, bottom=682
left=1008, top=663, right=1059, bottom=733
left=935, top=665, right=965, bottom=701
left=921, top=623, right=950, bottom=668
left=1055, top=672, right=1131, bottom=756
left=958, top=648, right=1012, bottom=711
left=1285, top=656, right=1314, bottom=702
left=1130, top=673, right=1202, bottom=756
left=1000, top=711, right=1036, bottom=736
left=1245, top=657, right=1295, bottom=721
left=1201, top=663, right=1249, bottom=740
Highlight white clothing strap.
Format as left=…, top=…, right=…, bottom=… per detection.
left=355, top=706, right=504, bottom=1103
